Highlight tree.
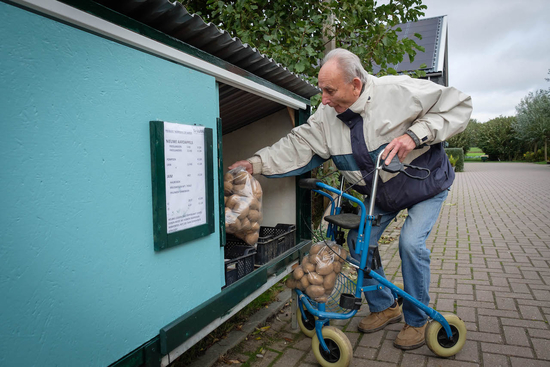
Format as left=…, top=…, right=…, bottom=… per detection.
left=446, top=118, right=480, bottom=154
left=180, top=0, right=427, bottom=96
left=477, top=116, right=523, bottom=161
left=514, top=89, right=550, bottom=161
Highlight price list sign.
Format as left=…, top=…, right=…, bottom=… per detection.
left=164, top=122, right=206, bottom=233
left=150, top=120, right=214, bottom=251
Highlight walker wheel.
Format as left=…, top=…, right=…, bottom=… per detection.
left=425, top=313, right=467, bottom=357
left=312, top=326, right=353, bottom=367
left=297, top=303, right=316, bottom=338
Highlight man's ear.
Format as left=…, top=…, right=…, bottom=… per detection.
left=352, top=78, right=362, bottom=95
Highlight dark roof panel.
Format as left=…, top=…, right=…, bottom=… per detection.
left=373, top=15, right=446, bottom=75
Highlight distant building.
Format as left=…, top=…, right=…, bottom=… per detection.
left=373, top=15, right=449, bottom=86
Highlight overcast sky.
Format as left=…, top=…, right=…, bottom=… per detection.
left=419, top=0, right=550, bottom=122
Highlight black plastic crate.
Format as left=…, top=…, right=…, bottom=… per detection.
left=225, top=224, right=296, bottom=265
left=224, top=245, right=256, bottom=287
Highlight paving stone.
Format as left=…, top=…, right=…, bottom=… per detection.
left=249, top=350, right=280, bottom=367
left=353, top=346, right=377, bottom=359
left=531, top=338, right=550, bottom=360
left=510, top=357, right=550, bottom=367
left=453, top=339, right=480, bottom=363
left=271, top=348, right=306, bottom=367
left=481, top=342, right=534, bottom=358
left=426, top=358, right=480, bottom=367
left=478, top=315, right=500, bottom=333
left=482, top=353, right=510, bottom=367
left=358, top=329, right=384, bottom=348
left=519, top=305, right=544, bottom=321
left=503, top=326, right=530, bottom=347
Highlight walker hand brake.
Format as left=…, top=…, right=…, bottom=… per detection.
left=382, top=155, right=430, bottom=180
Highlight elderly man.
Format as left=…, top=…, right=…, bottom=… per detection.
left=230, top=48, right=472, bottom=349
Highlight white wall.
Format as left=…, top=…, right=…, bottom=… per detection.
left=223, top=108, right=296, bottom=227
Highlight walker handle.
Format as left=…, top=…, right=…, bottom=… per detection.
left=299, top=178, right=321, bottom=189
left=382, top=155, right=430, bottom=180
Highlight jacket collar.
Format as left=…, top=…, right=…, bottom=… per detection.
left=337, top=74, right=374, bottom=125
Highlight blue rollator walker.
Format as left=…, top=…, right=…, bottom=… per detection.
left=295, top=151, right=467, bottom=367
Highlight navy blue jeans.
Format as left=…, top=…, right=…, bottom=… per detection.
left=347, top=189, right=448, bottom=327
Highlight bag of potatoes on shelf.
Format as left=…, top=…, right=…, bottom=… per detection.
left=224, top=166, right=263, bottom=246
left=285, top=241, right=348, bottom=303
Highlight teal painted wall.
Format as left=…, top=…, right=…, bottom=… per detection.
left=0, top=3, right=222, bottom=366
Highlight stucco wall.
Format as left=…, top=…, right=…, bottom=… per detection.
left=0, top=3, right=222, bottom=366
left=222, top=109, right=297, bottom=227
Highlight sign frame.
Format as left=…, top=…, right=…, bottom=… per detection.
left=150, top=120, right=215, bottom=251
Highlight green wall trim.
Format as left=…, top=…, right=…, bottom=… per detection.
left=109, top=337, right=161, bottom=367
left=295, top=107, right=313, bottom=242
left=44, top=0, right=312, bottom=107
left=217, top=117, right=226, bottom=246
left=159, top=240, right=311, bottom=356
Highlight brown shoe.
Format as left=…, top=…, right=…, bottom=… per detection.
left=358, top=304, right=402, bottom=333
left=393, top=322, right=428, bottom=350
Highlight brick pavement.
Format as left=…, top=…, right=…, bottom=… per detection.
left=214, top=163, right=550, bottom=367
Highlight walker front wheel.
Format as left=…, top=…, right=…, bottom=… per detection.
left=425, top=313, right=467, bottom=357
left=297, top=303, right=316, bottom=338
left=312, top=326, right=353, bottom=367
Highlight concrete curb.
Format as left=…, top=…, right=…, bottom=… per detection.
left=188, top=288, right=293, bottom=367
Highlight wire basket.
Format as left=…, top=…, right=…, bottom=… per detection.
left=310, top=272, right=358, bottom=313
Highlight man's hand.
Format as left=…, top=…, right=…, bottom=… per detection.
left=228, top=160, right=253, bottom=174
left=382, top=134, right=416, bottom=165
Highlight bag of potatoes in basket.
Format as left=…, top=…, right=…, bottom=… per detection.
left=224, top=166, right=263, bottom=246
left=285, top=241, right=348, bottom=303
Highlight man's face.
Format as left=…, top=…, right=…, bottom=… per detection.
left=318, top=60, right=361, bottom=114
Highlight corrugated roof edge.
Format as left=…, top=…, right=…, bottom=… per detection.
left=95, top=0, right=320, bottom=99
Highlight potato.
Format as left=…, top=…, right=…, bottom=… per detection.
left=250, top=222, right=260, bottom=233
left=245, top=232, right=259, bottom=245
left=309, top=253, right=331, bottom=265
left=248, top=210, right=262, bottom=222
left=233, top=201, right=250, bottom=220
left=240, top=217, right=252, bottom=231
left=233, top=171, right=249, bottom=185
left=316, top=262, right=334, bottom=276
left=285, top=278, right=296, bottom=289
left=293, top=266, right=304, bottom=280
left=249, top=198, right=261, bottom=211
left=315, top=295, right=328, bottom=303
left=303, top=261, right=316, bottom=273
left=323, top=272, right=336, bottom=291
left=226, top=195, right=241, bottom=209
left=224, top=181, right=233, bottom=196
left=333, top=261, right=342, bottom=273
left=224, top=172, right=233, bottom=182
left=305, top=285, right=325, bottom=298
left=233, top=184, right=251, bottom=197
left=224, top=196, right=227, bottom=205
left=300, top=275, right=310, bottom=290
left=307, top=271, right=324, bottom=285
left=226, top=216, right=241, bottom=234
left=251, top=179, right=262, bottom=199
left=339, top=249, right=348, bottom=262
left=309, top=243, right=325, bottom=255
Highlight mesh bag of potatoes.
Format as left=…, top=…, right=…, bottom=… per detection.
left=224, top=167, right=263, bottom=246
left=285, top=241, right=348, bottom=303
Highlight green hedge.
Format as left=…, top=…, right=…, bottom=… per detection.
left=445, top=148, right=464, bottom=172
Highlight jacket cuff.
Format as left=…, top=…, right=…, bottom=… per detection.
left=405, top=129, right=421, bottom=148
left=247, top=156, right=263, bottom=175
left=408, top=123, right=432, bottom=145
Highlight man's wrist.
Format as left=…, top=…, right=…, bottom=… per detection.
left=404, top=129, right=420, bottom=148
left=247, top=156, right=263, bottom=175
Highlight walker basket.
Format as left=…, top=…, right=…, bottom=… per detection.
left=309, top=272, right=357, bottom=313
